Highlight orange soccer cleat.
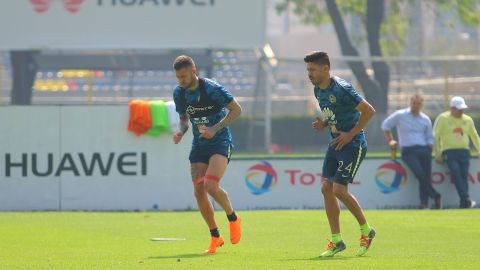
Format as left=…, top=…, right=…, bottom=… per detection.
left=204, top=236, right=224, bottom=254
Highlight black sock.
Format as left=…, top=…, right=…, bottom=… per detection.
left=227, top=211, right=237, bottom=222
left=210, top=228, right=220, bottom=238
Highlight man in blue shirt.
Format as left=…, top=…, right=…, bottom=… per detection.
left=305, top=51, right=376, bottom=257
left=381, top=94, right=441, bottom=209
left=172, top=55, right=242, bottom=253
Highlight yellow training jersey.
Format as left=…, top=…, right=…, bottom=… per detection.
left=433, top=111, right=480, bottom=156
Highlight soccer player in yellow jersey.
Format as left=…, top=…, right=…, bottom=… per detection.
left=433, top=96, right=480, bottom=208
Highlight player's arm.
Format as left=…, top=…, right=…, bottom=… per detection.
left=173, top=113, right=189, bottom=144
left=215, top=98, right=242, bottom=131
left=200, top=99, right=242, bottom=139
left=352, top=99, right=376, bottom=134
left=331, top=99, right=376, bottom=150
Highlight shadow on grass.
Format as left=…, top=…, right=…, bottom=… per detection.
left=281, top=255, right=369, bottom=261
left=149, top=253, right=220, bottom=260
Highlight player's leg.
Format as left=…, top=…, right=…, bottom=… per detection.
left=189, top=150, right=224, bottom=254
left=319, top=148, right=345, bottom=258
left=333, top=183, right=375, bottom=257
left=204, top=154, right=233, bottom=213
left=332, top=144, right=375, bottom=256
left=320, top=180, right=346, bottom=258
left=204, top=152, right=242, bottom=244
left=322, top=181, right=341, bottom=235
left=331, top=143, right=367, bottom=223
left=191, top=162, right=217, bottom=230
left=332, top=183, right=366, bottom=224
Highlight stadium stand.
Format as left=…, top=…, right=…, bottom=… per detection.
left=0, top=50, right=479, bottom=116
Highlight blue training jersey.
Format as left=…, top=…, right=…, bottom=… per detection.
left=173, top=78, right=234, bottom=147
left=314, top=76, right=367, bottom=147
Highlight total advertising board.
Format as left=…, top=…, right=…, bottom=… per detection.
left=228, top=158, right=480, bottom=209
left=0, top=106, right=479, bottom=210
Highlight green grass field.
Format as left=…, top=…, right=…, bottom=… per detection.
left=1, top=210, right=479, bottom=270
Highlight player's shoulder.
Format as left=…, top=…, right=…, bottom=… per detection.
left=203, top=78, right=231, bottom=99
left=172, top=86, right=184, bottom=102
left=331, top=76, right=353, bottom=90
left=173, top=85, right=183, bottom=96
left=202, top=77, right=223, bottom=89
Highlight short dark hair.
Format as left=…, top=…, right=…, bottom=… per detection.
left=304, top=51, right=330, bottom=68
left=173, top=55, right=195, bottom=70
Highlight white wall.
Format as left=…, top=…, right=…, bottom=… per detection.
left=1, top=106, right=479, bottom=210
left=0, top=106, right=195, bottom=210
left=0, top=0, right=265, bottom=50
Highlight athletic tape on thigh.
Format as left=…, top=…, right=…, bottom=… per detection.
left=203, top=175, right=220, bottom=182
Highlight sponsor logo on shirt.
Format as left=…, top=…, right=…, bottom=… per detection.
left=186, top=105, right=214, bottom=115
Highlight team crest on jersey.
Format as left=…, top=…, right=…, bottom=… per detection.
left=328, top=95, right=337, bottom=103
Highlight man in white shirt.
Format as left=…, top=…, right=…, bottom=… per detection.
left=381, top=94, right=441, bottom=209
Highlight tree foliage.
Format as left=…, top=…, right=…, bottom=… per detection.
left=276, top=0, right=480, bottom=113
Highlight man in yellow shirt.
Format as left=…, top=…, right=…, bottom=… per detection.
left=433, top=96, right=480, bottom=208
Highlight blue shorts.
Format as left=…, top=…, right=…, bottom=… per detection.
left=322, top=143, right=367, bottom=186
left=189, top=144, right=233, bottom=164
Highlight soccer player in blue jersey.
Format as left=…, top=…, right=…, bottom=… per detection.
left=304, top=51, right=376, bottom=257
left=172, top=55, right=242, bottom=254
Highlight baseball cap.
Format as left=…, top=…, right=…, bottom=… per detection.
left=450, top=96, right=468, bottom=110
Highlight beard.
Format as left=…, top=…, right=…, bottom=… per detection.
left=180, top=78, right=195, bottom=89
left=181, top=82, right=192, bottom=89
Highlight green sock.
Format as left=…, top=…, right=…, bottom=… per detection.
left=332, top=233, right=342, bottom=243
left=360, top=223, right=371, bottom=235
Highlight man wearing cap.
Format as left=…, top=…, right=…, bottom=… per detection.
left=433, top=96, right=480, bottom=208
